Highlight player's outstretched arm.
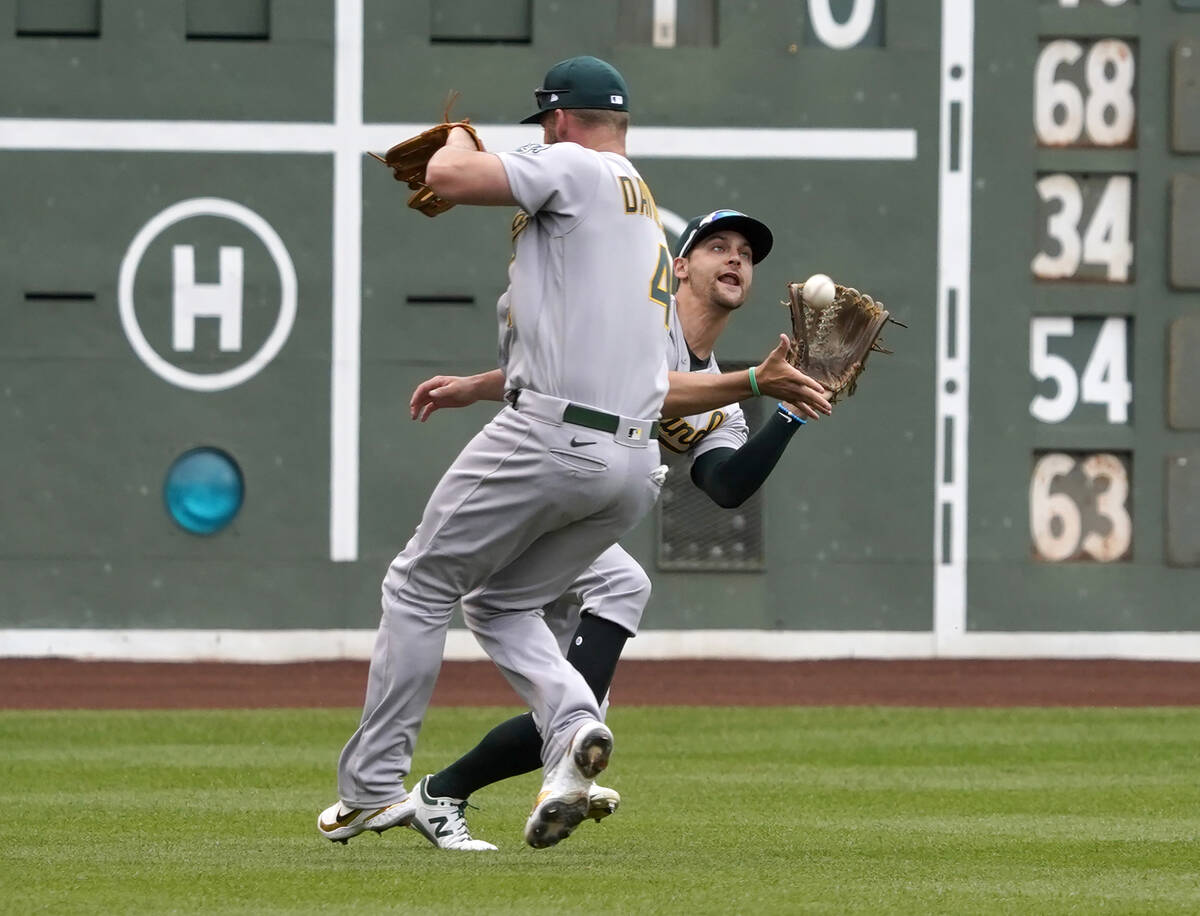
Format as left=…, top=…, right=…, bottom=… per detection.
left=426, top=128, right=517, bottom=206
left=662, top=335, right=832, bottom=420
left=689, top=406, right=809, bottom=508
left=410, top=368, right=506, bottom=422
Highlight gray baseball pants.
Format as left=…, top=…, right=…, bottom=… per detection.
left=542, top=543, right=652, bottom=648
left=336, top=396, right=663, bottom=807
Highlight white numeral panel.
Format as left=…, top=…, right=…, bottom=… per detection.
left=1033, top=173, right=1133, bottom=282
left=1030, top=316, right=1131, bottom=424
left=1035, top=38, right=1136, bottom=147
left=1056, top=1, right=1132, bottom=10
left=806, top=0, right=877, bottom=49
left=1030, top=452, right=1132, bottom=563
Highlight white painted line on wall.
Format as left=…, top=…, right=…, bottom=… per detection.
left=2, top=120, right=918, bottom=162
left=330, top=0, right=363, bottom=561
left=628, top=127, right=917, bottom=160
left=934, top=0, right=974, bottom=648
left=5, top=629, right=1200, bottom=663
left=0, top=119, right=342, bottom=152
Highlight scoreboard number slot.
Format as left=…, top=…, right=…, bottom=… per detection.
left=1030, top=451, right=1133, bottom=563
left=1033, top=173, right=1133, bottom=282
left=1029, top=316, right=1132, bottom=424
left=806, top=0, right=878, bottom=49
left=1035, top=38, right=1136, bottom=147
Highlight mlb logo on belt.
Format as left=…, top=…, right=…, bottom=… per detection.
left=626, top=426, right=643, bottom=440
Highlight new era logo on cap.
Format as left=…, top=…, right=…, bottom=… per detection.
left=520, top=56, right=630, bottom=124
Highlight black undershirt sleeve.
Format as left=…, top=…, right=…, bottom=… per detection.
left=689, top=411, right=802, bottom=508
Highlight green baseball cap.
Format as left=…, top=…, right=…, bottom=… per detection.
left=520, top=56, right=630, bottom=124
left=676, top=209, right=774, bottom=265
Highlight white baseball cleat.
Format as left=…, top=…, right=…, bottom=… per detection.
left=587, top=783, right=620, bottom=822
left=524, top=720, right=613, bottom=849
left=407, top=775, right=498, bottom=851
left=317, top=796, right=414, bottom=844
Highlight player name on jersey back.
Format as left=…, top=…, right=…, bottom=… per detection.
left=496, top=142, right=670, bottom=421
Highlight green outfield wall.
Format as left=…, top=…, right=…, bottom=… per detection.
left=2, top=1, right=1197, bottom=659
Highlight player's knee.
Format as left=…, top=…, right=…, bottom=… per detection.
left=382, top=589, right=455, bottom=627
left=614, top=565, right=652, bottom=607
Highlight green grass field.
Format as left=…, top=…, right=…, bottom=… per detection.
left=2, top=706, right=1198, bottom=914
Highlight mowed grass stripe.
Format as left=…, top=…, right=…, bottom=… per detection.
left=1, top=707, right=1197, bottom=914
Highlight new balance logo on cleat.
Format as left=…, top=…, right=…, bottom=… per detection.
left=406, top=775, right=498, bottom=851
left=427, top=815, right=455, bottom=839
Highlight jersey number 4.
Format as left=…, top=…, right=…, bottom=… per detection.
left=649, top=245, right=671, bottom=327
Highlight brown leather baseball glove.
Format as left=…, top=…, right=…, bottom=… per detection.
left=369, top=94, right=484, bottom=217
left=783, top=279, right=904, bottom=402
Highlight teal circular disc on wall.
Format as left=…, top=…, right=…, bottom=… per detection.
left=163, top=447, right=245, bottom=535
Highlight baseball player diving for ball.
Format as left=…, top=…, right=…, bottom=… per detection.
left=320, top=56, right=678, bottom=850
left=393, top=208, right=834, bottom=850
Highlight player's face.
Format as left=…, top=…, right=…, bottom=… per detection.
left=679, top=230, right=754, bottom=311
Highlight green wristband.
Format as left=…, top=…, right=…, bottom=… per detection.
left=748, top=366, right=761, bottom=397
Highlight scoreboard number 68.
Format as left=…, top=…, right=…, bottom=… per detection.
left=1035, top=38, right=1135, bottom=147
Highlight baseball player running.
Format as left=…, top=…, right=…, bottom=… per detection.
left=399, top=209, right=831, bottom=849
left=319, top=56, right=675, bottom=850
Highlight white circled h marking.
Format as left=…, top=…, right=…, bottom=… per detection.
left=117, top=197, right=297, bottom=393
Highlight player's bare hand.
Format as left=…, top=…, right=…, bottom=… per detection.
left=410, top=375, right=480, bottom=421
left=755, top=335, right=832, bottom=419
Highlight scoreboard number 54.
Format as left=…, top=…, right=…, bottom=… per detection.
left=1029, top=316, right=1131, bottom=424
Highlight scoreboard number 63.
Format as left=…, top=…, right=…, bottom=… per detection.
left=1030, top=452, right=1132, bottom=563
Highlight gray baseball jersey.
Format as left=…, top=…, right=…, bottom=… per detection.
left=334, top=139, right=671, bottom=809
left=496, top=141, right=670, bottom=419
left=657, top=299, right=749, bottom=460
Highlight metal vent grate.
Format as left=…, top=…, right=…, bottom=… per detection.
left=656, top=377, right=764, bottom=571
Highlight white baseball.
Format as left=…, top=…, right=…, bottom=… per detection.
left=802, top=274, right=836, bottom=308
